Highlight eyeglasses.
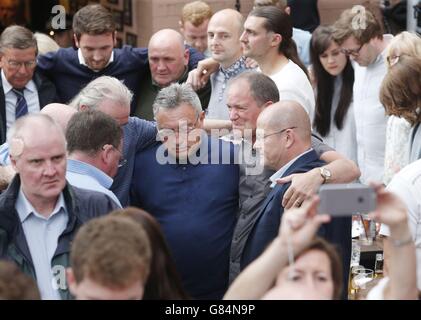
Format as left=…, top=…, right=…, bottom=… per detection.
left=340, top=43, right=364, bottom=57
left=157, top=115, right=200, bottom=140
left=259, top=126, right=297, bottom=140
left=5, top=59, right=37, bottom=70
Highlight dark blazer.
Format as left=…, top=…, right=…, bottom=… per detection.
left=241, top=149, right=352, bottom=298
left=0, top=69, right=57, bottom=144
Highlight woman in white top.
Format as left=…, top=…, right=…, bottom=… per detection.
left=310, top=26, right=357, bottom=164
left=380, top=31, right=421, bottom=184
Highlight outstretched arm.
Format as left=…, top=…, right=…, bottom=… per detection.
left=278, top=150, right=360, bottom=209
left=369, top=183, right=418, bottom=300
left=224, top=197, right=330, bottom=299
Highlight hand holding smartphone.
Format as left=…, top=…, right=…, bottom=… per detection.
left=318, top=183, right=377, bottom=216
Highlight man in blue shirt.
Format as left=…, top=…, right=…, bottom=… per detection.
left=65, top=110, right=123, bottom=207
left=131, top=83, right=239, bottom=299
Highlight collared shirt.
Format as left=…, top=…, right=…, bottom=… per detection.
left=352, top=34, right=392, bottom=184
left=66, top=159, right=122, bottom=207
left=269, top=148, right=314, bottom=188
left=229, top=138, right=329, bottom=283
left=15, top=190, right=68, bottom=300
left=207, top=56, right=250, bottom=120
left=77, top=49, right=114, bottom=70
left=1, top=70, right=40, bottom=130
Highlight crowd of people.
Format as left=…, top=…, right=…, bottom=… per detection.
left=0, top=0, right=419, bottom=300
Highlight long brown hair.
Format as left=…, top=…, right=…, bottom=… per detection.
left=249, top=6, right=309, bottom=79
left=111, top=207, right=189, bottom=300
left=380, top=55, right=421, bottom=126
left=310, top=26, right=354, bottom=136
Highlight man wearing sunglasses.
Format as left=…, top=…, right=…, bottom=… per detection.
left=333, top=6, right=393, bottom=184
left=0, top=25, right=56, bottom=145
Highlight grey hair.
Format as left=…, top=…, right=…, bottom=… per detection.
left=69, top=76, right=133, bottom=110
left=0, top=25, right=38, bottom=55
left=152, top=82, right=202, bottom=117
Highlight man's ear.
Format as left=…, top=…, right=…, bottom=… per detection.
left=271, top=33, right=282, bottom=48
left=113, top=31, right=117, bottom=47
left=285, top=6, right=291, bottom=15
left=262, top=101, right=274, bottom=110
left=66, top=268, right=78, bottom=297
left=73, top=34, right=80, bottom=48
left=183, top=48, right=190, bottom=66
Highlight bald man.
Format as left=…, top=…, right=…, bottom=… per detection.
left=135, top=29, right=211, bottom=120
left=241, top=101, right=352, bottom=298
left=0, top=103, right=76, bottom=167
left=0, top=114, right=118, bottom=300
left=206, top=9, right=254, bottom=120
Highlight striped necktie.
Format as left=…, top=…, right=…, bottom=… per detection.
left=12, top=88, right=29, bottom=119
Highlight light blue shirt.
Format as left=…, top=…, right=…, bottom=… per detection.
left=1, top=70, right=40, bottom=131
left=293, top=27, right=312, bottom=67
left=0, top=142, right=10, bottom=165
left=15, top=190, right=68, bottom=300
left=66, top=159, right=122, bottom=207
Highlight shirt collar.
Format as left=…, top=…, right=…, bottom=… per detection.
left=269, top=148, right=313, bottom=188
left=77, top=49, right=114, bottom=71
left=1, top=70, right=36, bottom=93
left=220, top=56, right=248, bottom=79
left=16, top=189, right=66, bottom=223
left=67, top=158, right=114, bottom=189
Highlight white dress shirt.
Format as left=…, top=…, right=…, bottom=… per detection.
left=352, top=35, right=393, bottom=184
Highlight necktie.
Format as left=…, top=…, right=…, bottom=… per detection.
left=12, top=88, right=29, bottom=119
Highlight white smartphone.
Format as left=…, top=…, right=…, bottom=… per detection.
left=318, top=183, right=377, bottom=216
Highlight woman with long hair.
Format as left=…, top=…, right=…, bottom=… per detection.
left=310, top=25, right=357, bottom=163
left=381, top=31, right=421, bottom=184
left=112, top=207, right=189, bottom=300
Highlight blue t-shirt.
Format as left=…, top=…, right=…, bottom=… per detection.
left=131, top=136, right=239, bottom=299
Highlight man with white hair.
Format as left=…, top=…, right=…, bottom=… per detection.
left=70, top=76, right=157, bottom=206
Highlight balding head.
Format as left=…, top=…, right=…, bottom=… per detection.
left=148, top=29, right=189, bottom=87
left=41, top=103, right=77, bottom=133
left=259, top=100, right=311, bottom=141
left=255, top=100, right=312, bottom=170
left=8, top=114, right=67, bottom=212
left=207, top=9, right=244, bottom=68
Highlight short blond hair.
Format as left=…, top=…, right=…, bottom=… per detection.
left=385, top=31, right=421, bottom=68
left=181, top=1, right=212, bottom=27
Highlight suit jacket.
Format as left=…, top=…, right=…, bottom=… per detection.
left=241, top=149, right=325, bottom=267
left=241, top=149, right=352, bottom=298
left=0, top=69, right=57, bottom=144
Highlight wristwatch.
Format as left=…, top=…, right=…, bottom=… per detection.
left=320, top=167, right=331, bottom=183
